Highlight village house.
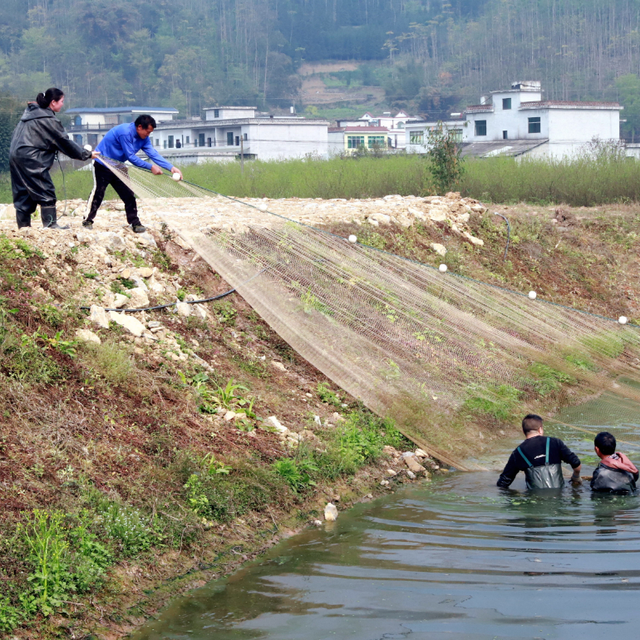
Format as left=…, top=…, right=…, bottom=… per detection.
left=405, top=81, right=623, bottom=159
left=332, top=110, right=420, bottom=152
left=65, top=107, right=179, bottom=149
left=328, top=126, right=390, bottom=155
left=65, top=105, right=330, bottom=163
left=149, top=107, right=329, bottom=163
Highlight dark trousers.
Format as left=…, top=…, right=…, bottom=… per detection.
left=85, top=161, right=140, bottom=225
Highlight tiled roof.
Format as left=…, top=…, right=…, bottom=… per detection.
left=461, top=139, right=549, bottom=158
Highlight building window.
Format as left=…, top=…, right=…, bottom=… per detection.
left=503, top=130, right=508, bottom=140
left=410, top=131, right=424, bottom=144
left=207, top=138, right=212, bottom=147
left=528, top=117, right=541, bottom=134
left=502, top=98, right=512, bottom=110
left=347, top=136, right=365, bottom=149
left=163, top=140, right=167, bottom=149
left=227, top=132, right=234, bottom=146
left=185, top=136, right=190, bottom=145
left=168, top=135, right=174, bottom=148
left=368, top=135, right=386, bottom=148
left=243, top=133, right=248, bottom=141
left=214, top=109, right=220, bottom=118
left=475, top=120, right=487, bottom=136
left=199, top=133, right=205, bottom=147
left=235, top=136, right=240, bottom=146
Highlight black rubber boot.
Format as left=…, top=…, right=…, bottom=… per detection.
left=41, top=206, right=69, bottom=230
left=16, top=208, right=32, bottom=228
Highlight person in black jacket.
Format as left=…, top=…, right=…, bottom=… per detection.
left=497, top=414, right=581, bottom=489
left=9, top=87, right=99, bottom=229
left=591, top=432, right=638, bottom=494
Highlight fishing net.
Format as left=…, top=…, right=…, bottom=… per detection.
left=98, top=157, right=640, bottom=468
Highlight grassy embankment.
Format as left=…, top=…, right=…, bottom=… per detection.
left=3, top=154, right=640, bottom=206
left=3, top=170, right=640, bottom=637
left=0, top=225, right=420, bottom=638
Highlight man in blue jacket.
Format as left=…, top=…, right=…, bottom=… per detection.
left=83, top=114, right=182, bottom=233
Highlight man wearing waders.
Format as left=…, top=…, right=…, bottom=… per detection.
left=497, top=414, right=581, bottom=489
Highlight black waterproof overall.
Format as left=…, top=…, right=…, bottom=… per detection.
left=517, top=438, right=564, bottom=489
left=591, top=464, right=637, bottom=494
left=9, top=103, right=91, bottom=228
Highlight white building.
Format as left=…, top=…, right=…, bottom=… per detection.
left=405, top=81, right=622, bottom=159
left=328, top=126, right=391, bottom=156
left=152, top=107, right=329, bottom=163
left=336, top=110, right=420, bottom=150
left=64, top=107, right=179, bottom=148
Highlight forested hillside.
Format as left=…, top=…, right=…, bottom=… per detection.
left=2, top=0, right=640, bottom=133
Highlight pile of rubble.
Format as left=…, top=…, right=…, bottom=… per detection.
left=141, top=192, right=487, bottom=256
left=0, top=191, right=486, bottom=259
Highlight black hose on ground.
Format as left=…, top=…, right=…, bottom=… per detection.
left=79, top=286, right=237, bottom=313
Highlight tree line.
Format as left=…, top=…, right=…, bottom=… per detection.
left=2, top=0, right=640, bottom=136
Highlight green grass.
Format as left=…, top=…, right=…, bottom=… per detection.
left=0, top=153, right=634, bottom=206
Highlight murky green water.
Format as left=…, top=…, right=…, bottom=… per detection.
left=134, top=395, right=640, bottom=640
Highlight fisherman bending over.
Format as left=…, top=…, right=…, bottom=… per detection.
left=497, top=414, right=581, bottom=489
left=591, top=431, right=638, bottom=494
left=83, top=114, right=182, bottom=233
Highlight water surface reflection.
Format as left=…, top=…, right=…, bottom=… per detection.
left=134, top=408, right=640, bottom=639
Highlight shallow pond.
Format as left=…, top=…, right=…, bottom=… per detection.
left=134, top=396, right=640, bottom=639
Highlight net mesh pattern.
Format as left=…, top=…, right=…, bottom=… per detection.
left=98, top=157, right=640, bottom=469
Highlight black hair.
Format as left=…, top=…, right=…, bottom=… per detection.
left=36, top=88, right=64, bottom=109
left=522, top=413, right=543, bottom=434
left=595, top=431, right=616, bottom=455
left=135, top=114, right=157, bottom=130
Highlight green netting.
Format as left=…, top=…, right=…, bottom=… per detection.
left=99, top=157, right=640, bottom=469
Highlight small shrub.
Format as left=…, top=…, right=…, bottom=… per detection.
left=427, top=122, right=465, bottom=194
left=564, top=353, right=597, bottom=371
left=273, top=458, right=317, bottom=493
left=97, top=503, right=151, bottom=557
left=0, top=595, right=21, bottom=633
left=0, top=330, right=61, bottom=383
left=528, top=362, right=575, bottom=396
left=18, top=510, right=71, bottom=617
left=317, top=382, right=342, bottom=406
left=82, top=341, right=134, bottom=386
left=315, top=410, right=406, bottom=478
left=463, top=383, right=522, bottom=422
left=213, top=301, right=237, bottom=325
left=184, top=473, right=211, bottom=518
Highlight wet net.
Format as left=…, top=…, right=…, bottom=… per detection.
left=98, top=157, right=640, bottom=469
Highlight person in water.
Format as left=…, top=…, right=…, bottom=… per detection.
left=497, top=414, right=581, bottom=489
left=591, top=431, right=638, bottom=494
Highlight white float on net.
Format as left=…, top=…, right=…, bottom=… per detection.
left=348, top=235, right=357, bottom=243
left=619, top=316, right=628, bottom=325
left=438, top=264, right=448, bottom=273
left=528, top=291, right=537, bottom=300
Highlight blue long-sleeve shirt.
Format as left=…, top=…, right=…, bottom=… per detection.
left=96, top=122, right=173, bottom=171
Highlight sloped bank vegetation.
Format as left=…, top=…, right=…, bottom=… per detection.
left=0, top=223, right=423, bottom=639
left=3, top=195, right=640, bottom=638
